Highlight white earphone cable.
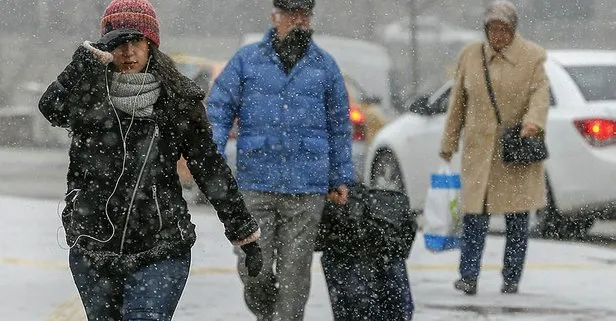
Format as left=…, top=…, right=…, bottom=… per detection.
left=57, top=55, right=153, bottom=250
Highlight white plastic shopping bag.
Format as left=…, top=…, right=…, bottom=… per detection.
left=422, top=163, right=462, bottom=252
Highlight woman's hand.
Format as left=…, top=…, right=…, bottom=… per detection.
left=439, top=151, right=453, bottom=163
left=82, top=41, right=114, bottom=65
left=240, top=242, right=263, bottom=277
left=234, top=229, right=263, bottom=277
left=232, top=228, right=261, bottom=247
left=56, top=45, right=108, bottom=91
left=84, top=28, right=144, bottom=65
left=520, top=123, right=539, bottom=137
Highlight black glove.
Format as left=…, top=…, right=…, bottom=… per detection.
left=56, top=46, right=104, bottom=91
left=241, top=242, right=263, bottom=277
left=96, top=28, right=144, bottom=52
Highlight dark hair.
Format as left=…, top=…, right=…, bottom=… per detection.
left=149, top=44, right=206, bottom=101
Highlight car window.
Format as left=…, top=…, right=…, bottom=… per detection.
left=423, top=85, right=555, bottom=111
left=175, top=62, right=201, bottom=79
left=549, top=87, right=557, bottom=107
left=430, top=88, right=451, bottom=115
left=565, top=66, right=616, bottom=101
left=193, top=69, right=213, bottom=93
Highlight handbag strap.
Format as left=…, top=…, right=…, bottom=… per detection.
left=481, top=44, right=502, bottom=124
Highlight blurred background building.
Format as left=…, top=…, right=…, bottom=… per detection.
left=1, top=0, right=614, bottom=145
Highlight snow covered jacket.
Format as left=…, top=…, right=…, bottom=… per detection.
left=207, top=28, right=353, bottom=194
left=39, top=46, right=258, bottom=268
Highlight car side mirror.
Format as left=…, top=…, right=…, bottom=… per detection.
left=360, top=95, right=382, bottom=105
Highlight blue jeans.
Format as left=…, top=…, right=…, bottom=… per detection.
left=459, top=212, right=529, bottom=284
left=69, top=249, right=191, bottom=321
left=321, top=252, right=414, bottom=321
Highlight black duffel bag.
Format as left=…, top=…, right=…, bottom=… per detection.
left=314, top=184, right=417, bottom=259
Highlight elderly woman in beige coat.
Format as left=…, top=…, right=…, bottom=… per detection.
left=439, top=0, right=549, bottom=295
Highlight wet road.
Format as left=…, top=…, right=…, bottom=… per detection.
left=3, top=195, right=616, bottom=321
left=0, top=147, right=67, bottom=200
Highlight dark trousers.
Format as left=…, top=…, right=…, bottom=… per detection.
left=321, top=251, right=414, bottom=321
left=237, top=191, right=325, bottom=321
left=459, top=212, right=529, bottom=284
left=69, top=249, right=191, bottom=321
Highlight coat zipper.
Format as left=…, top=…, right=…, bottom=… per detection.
left=69, top=169, right=87, bottom=211
left=119, top=123, right=159, bottom=254
left=152, top=185, right=163, bottom=232
left=177, top=221, right=186, bottom=241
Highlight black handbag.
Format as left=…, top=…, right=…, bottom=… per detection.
left=481, top=45, right=549, bottom=164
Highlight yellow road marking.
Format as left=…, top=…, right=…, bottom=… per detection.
left=44, top=296, right=84, bottom=321
left=0, top=257, right=67, bottom=270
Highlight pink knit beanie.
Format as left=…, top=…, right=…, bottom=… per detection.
left=100, top=0, right=160, bottom=47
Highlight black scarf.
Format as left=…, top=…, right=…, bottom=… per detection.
left=273, top=28, right=314, bottom=74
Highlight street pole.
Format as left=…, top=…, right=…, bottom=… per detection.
left=408, top=0, right=419, bottom=97
left=36, top=0, right=48, bottom=32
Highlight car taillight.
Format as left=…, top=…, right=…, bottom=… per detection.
left=574, top=118, right=616, bottom=146
left=350, top=107, right=366, bottom=141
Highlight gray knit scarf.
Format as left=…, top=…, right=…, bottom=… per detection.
left=109, top=72, right=161, bottom=117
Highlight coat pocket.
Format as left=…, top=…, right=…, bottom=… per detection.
left=236, top=136, right=269, bottom=175
left=68, top=186, right=115, bottom=245
left=301, top=137, right=328, bottom=155
left=301, top=137, right=329, bottom=162
left=62, top=189, right=82, bottom=234
left=301, top=137, right=329, bottom=186
left=237, top=136, right=267, bottom=154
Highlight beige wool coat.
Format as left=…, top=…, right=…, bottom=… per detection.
left=440, top=35, right=550, bottom=215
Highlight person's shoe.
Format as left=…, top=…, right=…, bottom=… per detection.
left=454, top=278, right=477, bottom=295
left=501, top=282, right=519, bottom=294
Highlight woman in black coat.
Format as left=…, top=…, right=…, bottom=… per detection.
left=38, top=0, right=262, bottom=319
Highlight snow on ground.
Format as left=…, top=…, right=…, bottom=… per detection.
left=1, top=195, right=616, bottom=321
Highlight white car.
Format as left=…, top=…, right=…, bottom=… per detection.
left=364, top=50, right=616, bottom=239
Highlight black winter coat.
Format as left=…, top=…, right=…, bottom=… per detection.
left=39, top=46, right=258, bottom=271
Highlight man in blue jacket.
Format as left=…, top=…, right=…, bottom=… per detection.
left=206, top=0, right=353, bottom=320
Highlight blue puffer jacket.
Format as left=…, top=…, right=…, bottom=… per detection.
left=207, top=28, right=353, bottom=194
